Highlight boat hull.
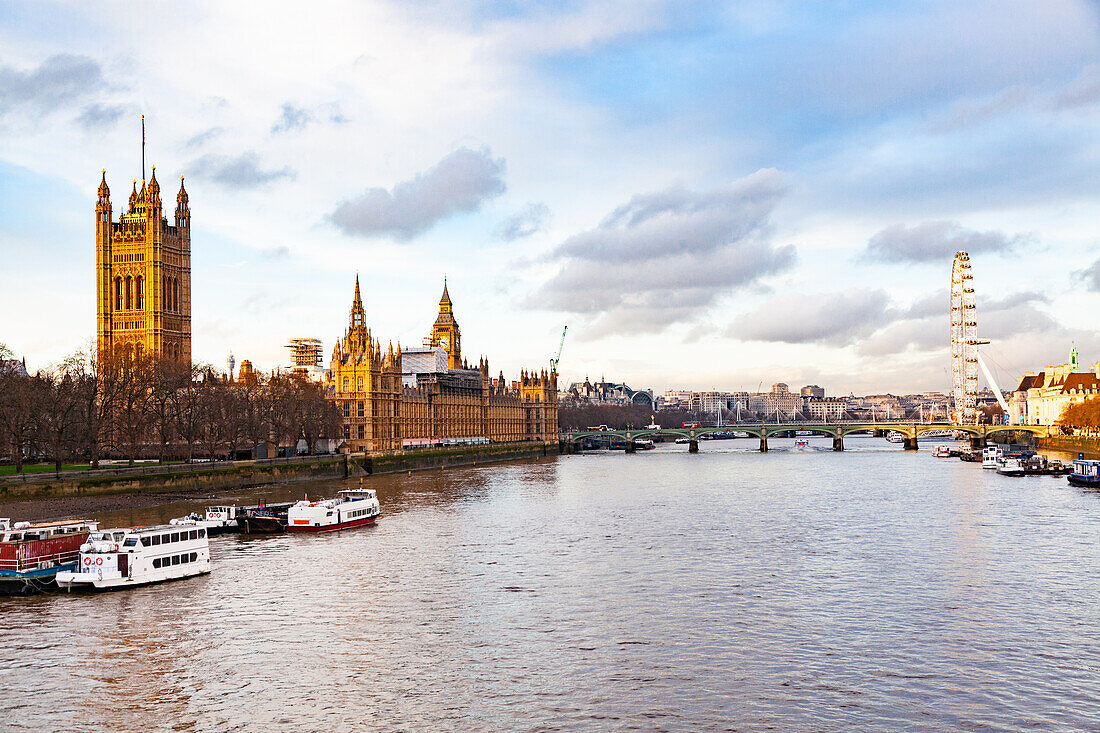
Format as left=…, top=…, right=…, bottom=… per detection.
left=56, top=567, right=210, bottom=591
left=237, top=515, right=287, bottom=534
left=0, top=562, right=78, bottom=595
left=287, top=513, right=380, bottom=533
left=1068, top=475, right=1100, bottom=488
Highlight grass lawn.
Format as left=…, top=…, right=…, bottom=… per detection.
left=0, top=464, right=95, bottom=475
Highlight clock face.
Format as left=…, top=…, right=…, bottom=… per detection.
left=438, top=335, right=449, bottom=349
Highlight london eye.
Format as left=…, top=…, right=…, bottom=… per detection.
left=950, top=251, right=980, bottom=422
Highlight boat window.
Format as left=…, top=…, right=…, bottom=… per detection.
left=123, top=538, right=138, bottom=547
left=327, top=511, right=333, bottom=517
left=113, top=532, right=124, bottom=541
left=140, top=537, right=150, bottom=546
left=171, top=532, right=179, bottom=543
left=153, top=558, right=161, bottom=568
left=198, top=529, right=206, bottom=538
left=190, top=552, right=197, bottom=562
left=7, top=533, right=19, bottom=542
left=189, top=530, right=197, bottom=540
left=151, top=535, right=160, bottom=545
left=171, top=555, right=179, bottom=565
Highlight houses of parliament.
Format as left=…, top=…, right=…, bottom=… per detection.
left=93, top=164, right=557, bottom=452
left=329, top=277, right=558, bottom=452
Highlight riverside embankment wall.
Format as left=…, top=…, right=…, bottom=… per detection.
left=1036, top=435, right=1100, bottom=459
left=0, top=442, right=556, bottom=500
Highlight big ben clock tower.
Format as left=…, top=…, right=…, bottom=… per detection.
left=429, top=278, right=462, bottom=369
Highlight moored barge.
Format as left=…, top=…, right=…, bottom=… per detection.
left=0, top=518, right=99, bottom=594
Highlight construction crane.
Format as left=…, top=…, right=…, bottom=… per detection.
left=549, top=326, right=568, bottom=375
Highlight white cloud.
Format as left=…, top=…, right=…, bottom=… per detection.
left=329, top=147, right=506, bottom=240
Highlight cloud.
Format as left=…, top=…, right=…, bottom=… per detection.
left=528, top=169, right=795, bottom=335
left=729, top=290, right=893, bottom=347
left=188, top=151, right=296, bottom=188
left=76, top=103, right=126, bottom=130
left=271, top=103, right=312, bottom=133
left=0, top=54, right=106, bottom=116
left=1077, top=257, right=1100, bottom=291
left=866, top=221, right=1029, bottom=263
left=498, top=202, right=549, bottom=240
left=329, top=147, right=506, bottom=240
left=184, top=127, right=224, bottom=150
left=1051, top=64, right=1100, bottom=110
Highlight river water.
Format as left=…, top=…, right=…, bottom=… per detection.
left=3, top=437, right=1099, bottom=731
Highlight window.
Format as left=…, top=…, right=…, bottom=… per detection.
left=114, top=277, right=123, bottom=310
left=135, top=275, right=144, bottom=309
left=169, top=532, right=178, bottom=542
left=343, top=377, right=349, bottom=390
left=174, top=279, right=180, bottom=313
left=198, top=529, right=205, bottom=538
left=358, top=401, right=365, bottom=418
left=153, top=558, right=162, bottom=569
left=357, top=378, right=364, bottom=390
left=189, top=530, right=197, bottom=540
left=190, top=552, right=197, bottom=562
left=172, top=555, right=180, bottom=566
left=123, top=538, right=138, bottom=547
left=358, top=424, right=365, bottom=440
left=125, top=276, right=133, bottom=309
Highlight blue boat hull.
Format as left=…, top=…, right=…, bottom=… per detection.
left=0, top=562, right=77, bottom=595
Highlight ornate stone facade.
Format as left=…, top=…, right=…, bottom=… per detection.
left=330, top=278, right=558, bottom=453
left=95, top=168, right=191, bottom=362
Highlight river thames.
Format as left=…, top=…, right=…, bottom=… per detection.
left=3, top=438, right=1099, bottom=731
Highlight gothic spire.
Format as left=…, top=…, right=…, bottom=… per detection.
left=439, top=276, right=451, bottom=306
left=98, top=169, right=110, bottom=198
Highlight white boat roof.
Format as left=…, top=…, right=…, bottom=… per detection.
left=96, top=525, right=197, bottom=535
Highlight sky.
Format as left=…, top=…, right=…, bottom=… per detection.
left=1, top=0, right=1099, bottom=396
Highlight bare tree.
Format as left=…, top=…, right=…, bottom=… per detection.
left=37, top=364, right=84, bottom=472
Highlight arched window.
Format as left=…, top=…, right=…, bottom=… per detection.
left=135, top=276, right=144, bottom=310
left=125, top=276, right=133, bottom=310
left=114, top=277, right=123, bottom=310
left=174, top=279, right=181, bottom=313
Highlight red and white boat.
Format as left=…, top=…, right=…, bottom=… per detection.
left=287, top=488, right=381, bottom=532
left=0, top=517, right=99, bottom=594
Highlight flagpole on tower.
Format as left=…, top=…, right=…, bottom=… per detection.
left=141, top=114, right=146, bottom=183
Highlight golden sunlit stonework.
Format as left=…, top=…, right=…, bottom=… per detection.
left=330, top=277, right=558, bottom=452
left=95, top=167, right=192, bottom=362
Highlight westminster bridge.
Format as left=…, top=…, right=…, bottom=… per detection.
left=561, top=422, right=1058, bottom=453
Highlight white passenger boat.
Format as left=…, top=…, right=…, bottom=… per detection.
left=933, top=445, right=952, bottom=458
left=885, top=432, right=905, bottom=443
left=56, top=525, right=210, bottom=591
left=996, top=457, right=1026, bottom=476
left=982, top=446, right=1003, bottom=469
left=170, top=505, right=242, bottom=535
left=287, top=488, right=381, bottom=533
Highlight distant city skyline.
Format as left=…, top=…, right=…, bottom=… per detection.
left=2, top=2, right=1099, bottom=394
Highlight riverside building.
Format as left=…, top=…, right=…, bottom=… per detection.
left=329, top=278, right=558, bottom=452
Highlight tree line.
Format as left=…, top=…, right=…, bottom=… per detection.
left=1061, top=397, right=1100, bottom=433
left=0, top=343, right=341, bottom=473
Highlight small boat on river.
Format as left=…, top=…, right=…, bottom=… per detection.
left=1068, top=456, right=1100, bottom=488
left=56, top=525, right=210, bottom=591
left=996, top=457, right=1026, bottom=476
left=982, top=446, right=1003, bottom=469
left=933, top=445, right=952, bottom=458
left=236, top=502, right=295, bottom=534
left=170, top=505, right=244, bottom=535
left=959, top=450, right=982, bottom=463
left=0, top=518, right=99, bottom=594
left=287, top=488, right=380, bottom=533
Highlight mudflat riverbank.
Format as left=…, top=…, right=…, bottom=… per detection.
left=0, top=442, right=556, bottom=521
